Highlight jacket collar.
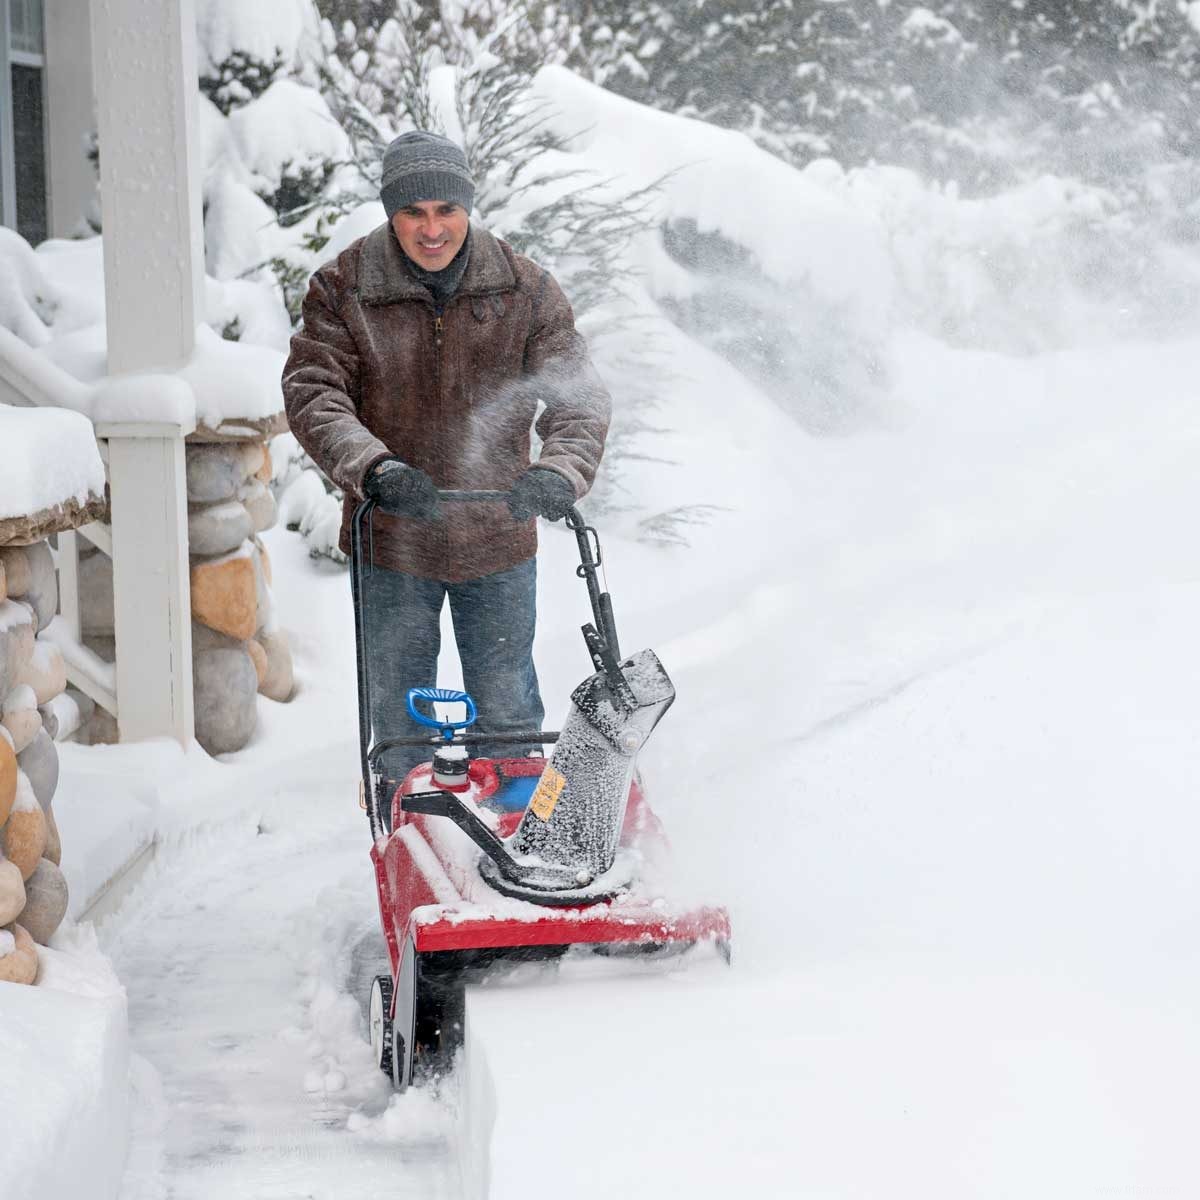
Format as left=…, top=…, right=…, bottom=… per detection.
left=359, top=221, right=516, bottom=305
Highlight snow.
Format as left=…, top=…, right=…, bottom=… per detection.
left=30, top=236, right=107, bottom=335
left=33, top=307, right=1197, bottom=1199
left=177, top=324, right=286, bottom=427
left=15, top=318, right=283, bottom=429
left=277, top=464, right=346, bottom=561
left=901, top=7, right=967, bottom=46
left=530, top=65, right=894, bottom=329
left=471, top=963, right=1200, bottom=1199
left=82, top=529, right=461, bottom=1199
left=93, top=327, right=1200, bottom=1200
left=2, top=684, right=37, bottom=714
left=31, top=321, right=108, bottom=391
left=429, top=65, right=468, bottom=146
left=12, top=768, right=38, bottom=813
left=197, top=91, right=239, bottom=177
left=0, top=406, right=106, bottom=519
left=0, top=227, right=57, bottom=345
left=90, top=372, right=196, bottom=428
left=0, top=324, right=92, bottom=411
left=320, top=199, right=389, bottom=261
left=228, top=79, right=350, bottom=194
left=205, top=275, right=294, bottom=351
left=0, top=926, right=129, bottom=1200
left=3, top=26, right=1199, bottom=1200
left=456, top=322, right=1200, bottom=1197
left=42, top=618, right=118, bottom=700
left=1, top=215, right=286, bottom=428
left=0, top=600, right=33, bottom=633
left=195, top=0, right=320, bottom=76
left=831, top=166, right=1153, bottom=349
left=41, top=691, right=82, bottom=742
left=55, top=743, right=165, bottom=920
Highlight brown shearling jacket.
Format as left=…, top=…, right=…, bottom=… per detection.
left=282, top=223, right=611, bottom=581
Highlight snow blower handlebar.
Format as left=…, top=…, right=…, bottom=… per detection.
left=351, top=489, right=627, bottom=840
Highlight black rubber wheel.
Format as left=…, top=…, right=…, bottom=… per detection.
left=391, top=938, right=417, bottom=1090
left=368, top=974, right=394, bottom=1077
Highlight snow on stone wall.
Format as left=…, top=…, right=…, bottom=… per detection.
left=1, top=540, right=84, bottom=984
left=0, top=408, right=106, bottom=528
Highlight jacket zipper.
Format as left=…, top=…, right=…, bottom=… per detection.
left=433, top=311, right=443, bottom=393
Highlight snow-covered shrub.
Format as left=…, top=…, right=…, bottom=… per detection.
left=0, top=229, right=58, bottom=346
left=226, top=80, right=351, bottom=227
left=197, top=0, right=321, bottom=92
left=270, top=433, right=348, bottom=564
left=200, top=50, right=287, bottom=116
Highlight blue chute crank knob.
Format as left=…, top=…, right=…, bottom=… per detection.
left=405, top=687, right=478, bottom=739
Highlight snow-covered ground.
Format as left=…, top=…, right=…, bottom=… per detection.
left=73, top=320, right=1198, bottom=1199
left=0, top=930, right=129, bottom=1200
left=469, top=330, right=1200, bottom=1198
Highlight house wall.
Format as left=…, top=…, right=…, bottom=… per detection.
left=0, top=0, right=17, bottom=230
left=0, top=0, right=97, bottom=242
left=44, top=1, right=96, bottom=237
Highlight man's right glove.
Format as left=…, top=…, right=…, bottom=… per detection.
left=507, top=466, right=577, bottom=522
left=364, top=459, right=441, bottom=520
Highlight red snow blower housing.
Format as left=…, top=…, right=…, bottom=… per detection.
left=351, top=492, right=731, bottom=1089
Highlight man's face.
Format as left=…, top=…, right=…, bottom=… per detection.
left=391, top=201, right=469, bottom=272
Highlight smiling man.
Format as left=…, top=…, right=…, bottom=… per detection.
left=282, top=130, right=611, bottom=783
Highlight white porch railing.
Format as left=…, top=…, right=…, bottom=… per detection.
left=0, top=326, right=195, bottom=745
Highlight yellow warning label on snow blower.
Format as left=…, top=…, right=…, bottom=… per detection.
left=529, top=766, right=568, bottom=821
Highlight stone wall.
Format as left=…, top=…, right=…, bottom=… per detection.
left=1, top=542, right=80, bottom=986
left=187, top=437, right=294, bottom=754
left=78, top=436, right=295, bottom=755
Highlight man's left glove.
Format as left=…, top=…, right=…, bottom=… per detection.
left=364, top=458, right=441, bottom=520
left=507, top=467, right=577, bottom=522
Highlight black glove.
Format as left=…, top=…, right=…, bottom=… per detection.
left=364, top=459, right=441, bottom=520
left=507, top=467, right=577, bottom=522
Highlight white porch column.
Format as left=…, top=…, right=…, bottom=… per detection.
left=89, top=0, right=202, bottom=745
left=90, top=0, right=204, bottom=372
left=98, top=420, right=196, bottom=746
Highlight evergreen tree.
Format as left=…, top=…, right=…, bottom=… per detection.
left=547, top=0, right=1200, bottom=194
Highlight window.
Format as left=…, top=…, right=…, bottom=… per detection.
left=9, top=0, right=42, bottom=57
left=0, top=0, right=48, bottom=245
left=11, top=62, right=45, bottom=244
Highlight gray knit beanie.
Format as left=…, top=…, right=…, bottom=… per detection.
left=380, top=131, right=475, bottom=217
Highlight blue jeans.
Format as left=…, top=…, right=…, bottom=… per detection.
left=362, top=558, right=545, bottom=782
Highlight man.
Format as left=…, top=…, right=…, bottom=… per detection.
left=283, top=131, right=611, bottom=783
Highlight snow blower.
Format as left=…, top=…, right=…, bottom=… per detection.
left=351, top=492, right=731, bottom=1090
